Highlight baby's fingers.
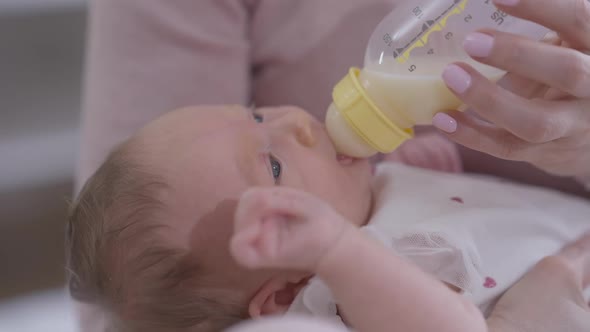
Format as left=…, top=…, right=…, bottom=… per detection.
left=230, top=222, right=265, bottom=268
left=236, top=187, right=320, bottom=227
left=230, top=217, right=283, bottom=269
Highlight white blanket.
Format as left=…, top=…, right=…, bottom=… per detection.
left=289, top=164, right=590, bottom=326
left=0, top=288, right=77, bottom=332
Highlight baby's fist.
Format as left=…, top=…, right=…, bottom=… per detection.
left=383, top=132, right=463, bottom=173
left=230, top=187, right=351, bottom=272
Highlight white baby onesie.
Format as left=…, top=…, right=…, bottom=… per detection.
left=287, top=163, right=590, bottom=327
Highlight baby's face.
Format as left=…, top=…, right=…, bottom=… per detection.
left=135, top=105, right=373, bottom=291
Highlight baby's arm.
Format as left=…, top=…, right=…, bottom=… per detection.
left=231, top=187, right=486, bottom=332
left=316, top=227, right=485, bottom=332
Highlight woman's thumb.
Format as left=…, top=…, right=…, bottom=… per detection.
left=557, top=232, right=590, bottom=289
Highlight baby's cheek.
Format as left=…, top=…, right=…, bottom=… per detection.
left=336, top=305, right=350, bottom=326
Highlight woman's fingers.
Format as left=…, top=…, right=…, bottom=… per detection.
left=518, top=233, right=590, bottom=306
left=464, top=30, right=590, bottom=98
left=483, top=32, right=559, bottom=99
left=495, top=72, right=547, bottom=99
left=557, top=232, right=590, bottom=288
left=442, top=63, right=582, bottom=143
left=487, top=233, right=590, bottom=332
left=433, top=111, right=532, bottom=161
left=492, top=0, right=590, bottom=49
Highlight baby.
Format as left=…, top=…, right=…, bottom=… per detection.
left=66, top=105, right=590, bottom=332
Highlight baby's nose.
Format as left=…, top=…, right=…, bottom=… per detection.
left=277, top=111, right=317, bottom=147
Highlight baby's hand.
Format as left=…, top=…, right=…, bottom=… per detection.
left=383, top=132, right=463, bottom=173
left=230, top=187, right=351, bottom=272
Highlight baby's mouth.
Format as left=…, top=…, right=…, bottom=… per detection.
left=337, top=154, right=357, bottom=165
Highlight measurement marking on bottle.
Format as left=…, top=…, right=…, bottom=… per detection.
left=394, top=0, right=468, bottom=64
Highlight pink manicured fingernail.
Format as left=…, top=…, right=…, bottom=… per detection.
left=433, top=113, right=458, bottom=133
left=443, top=64, right=472, bottom=94
left=464, top=32, right=494, bottom=58
left=493, top=0, right=519, bottom=6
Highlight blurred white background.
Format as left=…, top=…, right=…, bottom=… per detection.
left=0, top=0, right=87, bottom=330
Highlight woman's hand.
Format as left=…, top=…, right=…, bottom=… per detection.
left=487, top=232, right=590, bottom=332
left=433, top=0, right=590, bottom=179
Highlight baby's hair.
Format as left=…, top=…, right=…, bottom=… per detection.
left=65, top=139, right=247, bottom=331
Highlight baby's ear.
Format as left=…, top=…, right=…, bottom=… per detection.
left=248, top=276, right=308, bottom=318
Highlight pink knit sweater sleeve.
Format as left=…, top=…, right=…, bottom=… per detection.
left=76, top=0, right=251, bottom=190
left=76, top=0, right=398, bottom=192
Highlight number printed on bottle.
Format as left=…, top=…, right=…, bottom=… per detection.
left=491, top=9, right=508, bottom=25
left=413, top=6, right=424, bottom=19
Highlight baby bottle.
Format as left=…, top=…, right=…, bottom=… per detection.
left=326, top=0, right=550, bottom=157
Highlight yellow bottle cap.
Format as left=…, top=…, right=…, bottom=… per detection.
left=332, top=67, right=414, bottom=153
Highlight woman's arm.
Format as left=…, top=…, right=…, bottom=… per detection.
left=77, top=0, right=251, bottom=190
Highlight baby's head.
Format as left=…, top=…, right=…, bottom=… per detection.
left=66, top=105, right=373, bottom=331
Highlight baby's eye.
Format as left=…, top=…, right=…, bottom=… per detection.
left=269, top=155, right=281, bottom=183
left=253, top=112, right=264, bottom=123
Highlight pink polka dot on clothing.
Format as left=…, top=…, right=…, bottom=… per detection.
left=483, top=277, right=497, bottom=288
left=451, top=197, right=464, bottom=204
